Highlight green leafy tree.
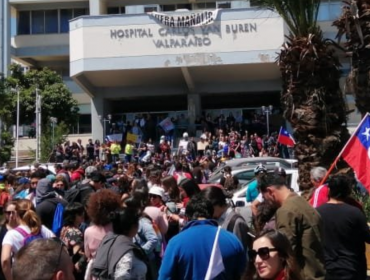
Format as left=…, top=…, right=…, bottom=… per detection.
left=254, top=0, right=350, bottom=190
left=0, top=73, right=14, bottom=164
left=40, top=122, right=69, bottom=162
left=5, top=64, right=79, bottom=127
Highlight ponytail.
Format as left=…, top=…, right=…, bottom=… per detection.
left=16, top=199, right=42, bottom=235
left=21, top=209, right=42, bottom=235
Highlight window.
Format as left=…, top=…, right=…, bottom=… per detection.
left=161, top=4, right=192, bottom=11
left=18, top=11, right=30, bottom=35
left=218, top=2, right=231, bottom=9
left=31, top=10, right=44, bottom=34
left=194, top=2, right=217, bottom=10
left=144, top=6, right=158, bottom=13
left=60, top=9, right=73, bottom=33
left=45, top=10, right=58, bottom=33
left=18, top=8, right=89, bottom=35
left=107, top=7, right=125, bottom=14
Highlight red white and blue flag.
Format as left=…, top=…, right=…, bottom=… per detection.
left=277, top=127, right=295, bottom=147
left=342, top=113, right=370, bottom=190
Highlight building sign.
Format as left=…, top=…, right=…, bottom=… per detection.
left=70, top=11, right=285, bottom=63
left=148, top=10, right=219, bottom=27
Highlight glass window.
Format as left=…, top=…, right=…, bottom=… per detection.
left=177, top=4, right=192, bottom=10
left=31, top=10, right=44, bottom=34
left=60, top=9, right=73, bottom=33
left=218, top=2, right=231, bottom=9
left=107, top=7, right=120, bottom=14
left=144, top=6, right=158, bottom=12
left=45, top=10, right=58, bottom=33
left=18, top=11, right=30, bottom=35
left=161, top=4, right=176, bottom=11
left=194, top=2, right=216, bottom=10
left=73, top=8, right=88, bottom=18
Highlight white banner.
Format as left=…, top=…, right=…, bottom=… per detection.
left=149, top=10, right=219, bottom=28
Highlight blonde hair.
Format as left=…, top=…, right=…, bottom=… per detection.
left=16, top=199, right=42, bottom=235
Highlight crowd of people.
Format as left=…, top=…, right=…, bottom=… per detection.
left=0, top=126, right=367, bottom=279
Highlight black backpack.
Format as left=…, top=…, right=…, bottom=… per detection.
left=64, top=183, right=91, bottom=204
left=92, top=233, right=149, bottom=280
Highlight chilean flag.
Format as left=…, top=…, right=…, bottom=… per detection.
left=342, top=114, right=370, bottom=190
left=277, top=127, right=295, bottom=147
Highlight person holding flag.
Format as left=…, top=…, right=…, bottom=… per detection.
left=277, top=127, right=295, bottom=147
left=158, top=194, right=246, bottom=280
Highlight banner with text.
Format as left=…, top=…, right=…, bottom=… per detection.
left=149, top=10, right=219, bottom=28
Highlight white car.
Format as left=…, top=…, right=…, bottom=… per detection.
left=231, top=168, right=299, bottom=207
left=12, top=163, right=56, bottom=175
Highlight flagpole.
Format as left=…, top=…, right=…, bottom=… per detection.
left=318, top=112, right=370, bottom=185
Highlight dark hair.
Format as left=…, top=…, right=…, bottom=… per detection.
left=200, top=186, right=229, bottom=207
left=110, top=208, right=140, bottom=236
left=223, top=166, right=232, bottom=173
left=124, top=191, right=148, bottom=213
left=185, top=194, right=214, bottom=220
left=246, top=229, right=302, bottom=280
left=254, top=200, right=278, bottom=235
left=179, top=179, right=200, bottom=198
left=258, top=174, right=287, bottom=193
left=30, top=170, right=46, bottom=179
left=161, top=176, right=180, bottom=202
left=131, top=178, right=148, bottom=193
left=175, top=162, right=183, bottom=172
left=327, top=174, right=352, bottom=200
left=13, top=238, right=69, bottom=280
left=63, top=202, right=84, bottom=227
left=86, top=189, right=121, bottom=226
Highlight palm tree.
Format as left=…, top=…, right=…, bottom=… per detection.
left=333, top=0, right=370, bottom=118
left=255, top=0, right=350, bottom=190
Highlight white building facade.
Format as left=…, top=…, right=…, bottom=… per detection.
left=3, top=0, right=357, bottom=141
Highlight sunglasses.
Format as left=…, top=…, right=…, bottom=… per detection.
left=4, top=211, right=16, bottom=216
left=55, top=183, right=64, bottom=187
left=149, top=194, right=161, bottom=199
left=248, top=247, right=278, bottom=261
left=31, top=181, right=38, bottom=185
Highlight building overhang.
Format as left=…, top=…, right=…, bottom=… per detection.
left=70, top=8, right=287, bottom=97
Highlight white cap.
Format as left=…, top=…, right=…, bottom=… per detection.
left=149, top=186, right=165, bottom=200
left=200, top=134, right=207, bottom=140
left=160, top=135, right=165, bottom=140
left=183, top=132, right=189, bottom=138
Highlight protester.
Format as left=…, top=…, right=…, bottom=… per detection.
left=12, top=238, right=75, bottom=280
left=1, top=199, right=54, bottom=280
left=317, top=175, right=370, bottom=280
left=244, top=229, right=302, bottom=280
left=259, top=174, right=325, bottom=280
left=92, top=208, right=148, bottom=279
left=35, top=178, right=68, bottom=231
left=309, top=167, right=328, bottom=208
left=201, top=186, right=251, bottom=252
left=84, top=190, right=121, bottom=279
left=220, top=166, right=239, bottom=192
left=159, top=194, right=246, bottom=280
left=246, top=164, right=267, bottom=203
left=0, top=202, right=18, bottom=280
left=60, top=202, right=86, bottom=280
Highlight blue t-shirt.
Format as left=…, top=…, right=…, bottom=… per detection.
left=159, top=219, right=246, bottom=280
left=246, top=180, right=259, bottom=202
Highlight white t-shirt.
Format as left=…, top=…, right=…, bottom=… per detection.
left=2, top=225, right=55, bottom=253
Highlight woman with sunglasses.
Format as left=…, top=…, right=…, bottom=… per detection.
left=0, top=201, right=18, bottom=280
left=1, top=199, right=54, bottom=280
left=245, top=229, right=302, bottom=280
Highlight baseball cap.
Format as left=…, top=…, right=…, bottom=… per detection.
left=183, top=132, right=189, bottom=138
left=149, top=186, right=165, bottom=200
left=254, top=164, right=267, bottom=174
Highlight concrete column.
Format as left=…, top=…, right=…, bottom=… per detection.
left=1, top=0, right=10, bottom=76
left=91, top=95, right=104, bottom=143
left=89, top=0, right=107, bottom=16
left=125, top=5, right=145, bottom=14
left=187, top=93, right=201, bottom=135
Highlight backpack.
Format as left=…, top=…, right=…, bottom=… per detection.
left=92, top=233, right=146, bottom=280
left=15, top=227, right=44, bottom=246
left=52, top=203, right=65, bottom=237
left=64, top=183, right=91, bottom=204
left=224, top=174, right=236, bottom=191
